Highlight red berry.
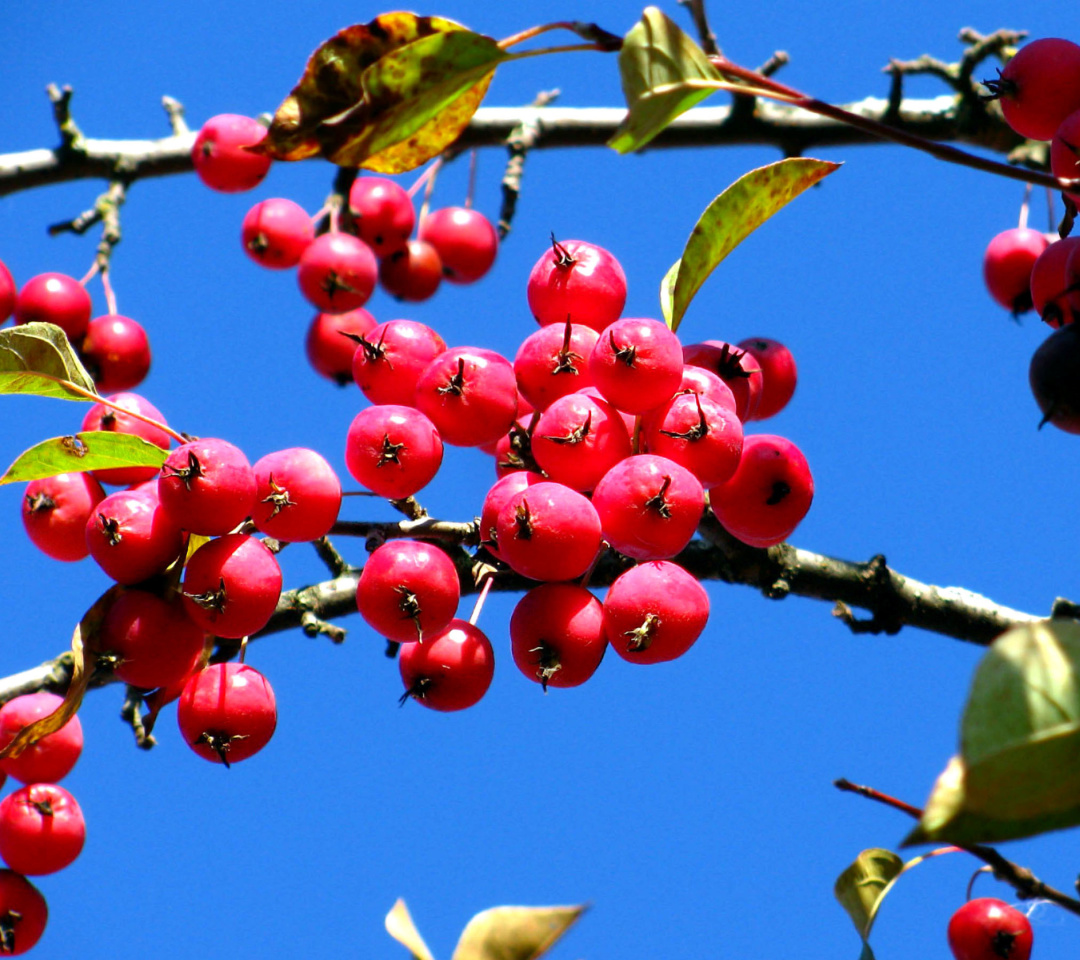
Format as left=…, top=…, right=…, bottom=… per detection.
left=80, top=314, right=152, bottom=393
left=157, top=438, right=257, bottom=536
left=177, top=662, right=277, bottom=765
left=297, top=232, right=377, bottom=314
left=510, top=583, right=606, bottom=690
left=191, top=114, right=271, bottom=193
left=643, top=391, right=744, bottom=488
left=398, top=619, right=494, bottom=711
left=419, top=207, right=499, bottom=284
left=0, top=259, right=15, bottom=325
left=1051, top=109, right=1080, bottom=206
left=0, top=692, right=83, bottom=785
left=984, top=38, right=1080, bottom=141
left=1029, top=237, right=1080, bottom=327
left=15, top=272, right=92, bottom=342
left=737, top=337, right=798, bottom=420
left=250, top=448, right=341, bottom=542
left=22, top=472, right=106, bottom=561
left=357, top=539, right=460, bottom=642
left=947, top=898, right=1033, bottom=960
left=527, top=237, right=627, bottom=332
left=351, top=320, right=447, bottom=406
left=0, top=870, right=47, bottom=955
left=589, top=317, right=684, bottom=414
left=378, top=239, right=443, bottom=302
left=479, top=470, right=545, bottom=560
left=241, top=197, right=314, bottom=269
left=982, top=228, right=1049, bottom=314
left=603, top=561, right=710, bottom=664
left=80, top=392, right=171, bottom=486
left=305, top=307, right=378, bottom=385
left=683, top=340, right=764, bottom=421
left=348, top=177, right=415, bottom=257
left=0, top=783, right=85, bottom=876
left=414, top=347, right=518, bottom=448
left=1030, top=322, right=1080, bottom=433
left=514, top=318, right=599, bottom=411
left=181, top=534, right=283, bottom=639
left=344, top=404, right=443, bottom=500
left=86, top=487, right=184, bottom=584
left=96, top=590, right=206, bottom=690
left=531, top=392, right=632, bottom=493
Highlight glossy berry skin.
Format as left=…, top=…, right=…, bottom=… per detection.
left=639, top=367, right=737, bottom=441
left=683, top=341, right=764, bottom=422
left=348, top=176, right=415, bottom=257
left=297, top=232, right=378, bottom=314
left=398, top=619, right=494, bottom=711
left=191, top=114, right=271, bottom=193
left=305, top=307, right=378, bottom=385
left=1029, top=237, right=1080, bottom=327
left=592, top=455, right=704, bottom=561
left=351, top=319, right=447, bottom=406
left=0, top=692, right=83, bottom=785
left=985, top=38, right=1080, bottom=141
left=81, top=392, right=171, bottom=486
left=414, top=347, right=518, bottom=448
left=510, top=583, right=606, bottom=690
left=737, top=337, right=798, bottom=420
left=495, top=481, right=603, bottom=582
left=527, top=238, right=628, bottom=332
left=158, top=438, right=257, bottom=536
left=947, top=898, right=1033, bottom=960
left=22, top=472, right=106, bottom=561
left=15, top=272, right=92, bottom=342
left=603, top=561, right=710, bottom=664
left=250, top=448, right=341, bottom=542
left=1030, top=322, right=1080, bottom=433
left=0, top=259, right=15, bottom=325
left=378, top=239, right=443, bottom=302
left=241, top=197, right=314, bottom=268
left=531, top=392, right=632, bottom=493
left=0, top=784, right=85, bottom=876
left=1051, top=109, right=1080, bottom=206
left=982, top=229, right=1049, bottom=315
left=514, top=319, right=599, bottom=411
left=86, top=488, right=184, bottom=585
left=419, top=207, right=499, bottom=283
left=96, top=590, right=206, bottom=690
left=479, top=471, right=544, bottom=560
left=644, top=391, right=744, bottom=489
left=344, top=404, right=443, bottom=499
left=589, top=318, right=684, bottom=414
left=357, top=539, right=460, bottom=642
left=181, top=534, right=283, bottom=640
left=0, top=870, right=47, bottom=955
left=80, top=314, right=151, bottom=393
left=178, top=662, right=277, bottom=765
left=710, top=434, right=814, bottom=546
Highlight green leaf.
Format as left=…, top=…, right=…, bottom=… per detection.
left=834, top=847, right=903, bottom=960
left=609, top=7, right=721, bottom=153
left=663, top=158, right=841, bottom=331
left=659, top=259, right=680, bottom=325
left=451, top=904, right=586, bottom=960
left=0, top=431, right=168, bottom=485
left=260, top=13, right=503, bottom=173
left=907, top=620, right=1080, bottom=845
left=0, top=322, right=97, bottom=400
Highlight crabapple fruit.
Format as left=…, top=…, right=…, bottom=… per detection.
left=947, top=898, right=1033, bottom=960
left=398, top=619, right=494, bottom=711
left=191, top=114, right=271, bottom=193
left=419, top=207, right=499, bottom=283
left=344, top=404, right=443, bottom=499
left=527, top=237, right=627, bottom=332
left=0, top=692, right=83, bottom=785
left=178, top=662, right=277, bottom=766
left=0, top=783, right=85, bottom=876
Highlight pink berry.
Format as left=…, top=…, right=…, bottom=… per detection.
left=510, top=583, right=606, bottom=689
left=398, top=620, right=494, bottom=711
left=250, top=448, right=341, bottom=542
left=351, top=320, right=446, bottom=406
left=348, top=176, right=415, bottom=257
left=514, top=318, right=599, bottom=411
left=982, top=228, right=1049, bottom=314
left=984, top=38, right=1080, bottom=141
left=0, top=783, right=85, bottom=876
left=241, top=197, right=314, bottom=269
left=378, top=239, right=443, bottom=302
left=297, top=232, right=377, bottom=314
left=0, top=259, right=15, bottom=325
left=80, top=392, right=171, bottom=486
left=0, top=692, right=83, bottom=785
left=737, top=337, right=798, bottom=420
left=357, top=539, right=460, bottom=642
left=1030, top=237, right=1080, bottom=327
left=1051, top=109, right=1080, bottom=206
left=191, top=114, right=271, bottom=193
left=603, top=561, right=710, bottom=664
left=181, top=534, right=283, bottom=639
left=479, top=470, right=545, bottom=560
left=344, top=404, right=443, bottom=500
left=15, top=272, right=92, bottom=342
left=589, top=317, right=684, bottom=414
left=305, top=308, right=378, bottom=385
left=86, top=487, right=184, bottom=584
left=22, top=472, right=106, bottom=561
left=531, top=392, right=632, bottom=493
left=644, top=391, right=744, bottom=488
left=0, top=870, right=47, bottom=955
left=178, top=662, right=277, bottom=765
left=158, top=438, right=257, bottom=536
left=414, top=347, right=518, bottom=447
left=527, top=237, right=627, bottom=332
left=419, top=207, right=499, bottom=284
left=682, top=340, right=764, bottom=421
left=80, top=314, right=151, bottom=393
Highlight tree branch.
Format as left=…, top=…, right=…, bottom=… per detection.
left=0, top=94, right=1028, bottom=199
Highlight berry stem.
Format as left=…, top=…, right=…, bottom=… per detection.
left=468, top=574, right=494, bottom=626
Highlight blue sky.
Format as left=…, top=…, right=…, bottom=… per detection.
left=1, top=2, right=1078, bottom=958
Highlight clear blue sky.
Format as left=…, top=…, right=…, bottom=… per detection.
left=1, top=2, right=1077, bottom=958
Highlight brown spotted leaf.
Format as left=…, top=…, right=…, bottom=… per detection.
left=451, top=904, right=586, bottom=960
left=260, top=13, right=502, bottom=171
left=0, top=431, right=169, bottom=485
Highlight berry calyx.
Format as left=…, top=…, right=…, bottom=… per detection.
left=527, top=236, right=627, bottom=332
left=297, top=232, right=378, bottom=314
left=178, top=662, right=277, bottom=766
left=398, top=619, right=494, bottom=711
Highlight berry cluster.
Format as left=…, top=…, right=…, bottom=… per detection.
left=979, top=38, right=1080, bottom=433
left=0, top=260, right=151, bottom=395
